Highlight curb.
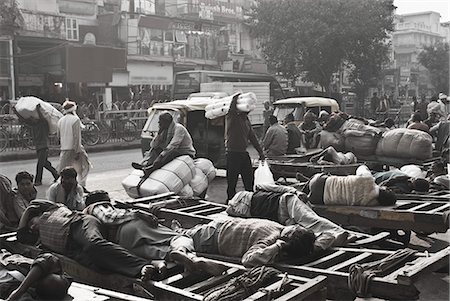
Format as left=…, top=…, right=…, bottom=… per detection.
left=0, top=142, right=141, bottom=162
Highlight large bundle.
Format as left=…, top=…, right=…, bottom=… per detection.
left=189, top=168, right=208, bottom=196
left=14, top=96, right=63, bottom=134
left=375, top=128, right=433, bottom=160
left=341, top=119, right=382, bottom=156
left=344, top=130, right=380, bottom=156
left=122, top=155, right=195, bottom=198
left=205, top=93, right=257, bottom=119
left=121, top=170, right=170, bottom=198
left=194, top=158, right=216, bottom=183
left=179, top=184, right=194, bottom=197
left=319, top=130, right=345, bottom=151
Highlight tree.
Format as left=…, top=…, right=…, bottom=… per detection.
left=418, top=41, right=450, bottom=93
left=249, top=0, right=394, bottom=113
left=0, top=0, right=23, bottom=35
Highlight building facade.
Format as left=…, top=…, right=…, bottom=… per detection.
left=387, top=11, right=447, bottom=97
left=0, top=0, right=264, bottom=106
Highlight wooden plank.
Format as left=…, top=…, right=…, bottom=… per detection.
left=303, top=251, right=346, bottom=267
left=348, top=232, right=391, bottom=247
left=70, top=282, right=152, bottom=301
left=191, top=207, right=226, bottom=216
left=405, top=203, right=432, bottom=212
left=393, top=247, right=450, bottom=285
left=427, top=203, right=450, bottom=214
left=329, top=252, right=372, bottom=271
left=272, top=275, right=327, bottom=301
left=245, top=279, right=286, bottom=301
left=186, top=268, right=241, bottom=293
left=177, top=203, right=212, bottom=212
left=126, top=192, right=176, bottom=204
left=150, top=280, right=204, bottom=300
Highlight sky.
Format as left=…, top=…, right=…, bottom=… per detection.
left=394, top=0, right=450, bottom=22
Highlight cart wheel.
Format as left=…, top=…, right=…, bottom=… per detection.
left=389, top=229, right=411, bottom=246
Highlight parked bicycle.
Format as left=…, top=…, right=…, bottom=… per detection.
left=81, top=118, right=101, bottom=146
left=0, top=115, right=35, bottom=152
left=94, top=113, right=138, bottom=143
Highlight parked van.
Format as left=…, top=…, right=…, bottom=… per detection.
left=141, top=98, right=226, bottom=168
left=272, top=97, right=339, bottom=124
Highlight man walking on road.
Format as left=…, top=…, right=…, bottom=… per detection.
left=58, top=100, right=90, bottom=188
left=13, top=104, right=59, bottom=186
left=225, top=93, right=265, bottom=200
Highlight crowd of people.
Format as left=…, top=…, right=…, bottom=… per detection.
left=0, top=91, right=448, bottom=300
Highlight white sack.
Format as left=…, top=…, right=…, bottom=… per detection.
left=344, top=129, right=379, bottom=156
left=254, top=160, right=275, bottom=189
left=178, top=184, right=194, bottom=197
left=400, top=165, right=426, bottom=179
left=160, top=155, right=195, bottom=186
left=15, top=96, right=63, bottom=134
left=121, top=170, right=170, bottom=198
left=205, top=92, right=258, bottom=119
left=190, top=168, right=208, bottom=196
left=319, top=130, right=345, bottom=151
left=149, top=169, right=184, bottom=193
left=375, top=129, right=433, bottom=160
left=193, top=158, right=216, bottom=183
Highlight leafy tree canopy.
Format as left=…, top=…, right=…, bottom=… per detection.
left=0, top=0, right=23, bottom=35
left=249, top=0, right=394, bottom=98
left=418, top=41, right=449, bottom=93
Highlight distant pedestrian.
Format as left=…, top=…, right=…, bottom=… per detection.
left=225, top=93, right=265, bottom=200
left=57, top=100, right=90, bottom=188
left=416, top=95, right=429, bottom=121
left=284, top=113, right=302, bottom=154
left=262, top=101, right=274, bottom=135
left=263, top=115, right=288, bottom=156
left=370, top=92, right=379, bottom=118
left=13, top=104, right=59, bottom=186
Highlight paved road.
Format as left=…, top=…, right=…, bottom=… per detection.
left=0, top=148, right=232, bottom=203
left=0, top=149, right=143, bottom=200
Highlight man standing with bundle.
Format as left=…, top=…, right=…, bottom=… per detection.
left=225, top=93, right=265, bottom=200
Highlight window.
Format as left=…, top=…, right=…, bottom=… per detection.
left=66, top=18, right=78, bottom=41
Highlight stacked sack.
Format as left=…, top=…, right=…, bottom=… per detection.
left=181, top=158, right=217, bottom=197
left=122, top=155, right=195, bottom=198
left=122, top=156, right=216, bottom=198
left=340, top=119, right=382, bottom=156
left=375, top=128, right=433, bottom=160
left=14, top=96, right=63, bottom=134
left=205, top=92, right=257, bottom=119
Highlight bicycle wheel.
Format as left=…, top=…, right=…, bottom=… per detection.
left=20, top=126, right=35, bottom=150
left=97, top=121, right=111, bottom=144
left=121, top=119, right=138, bottom=142
left=82, top=122, right=100, bottom=146
left=0, top=129, right=8, bottom=152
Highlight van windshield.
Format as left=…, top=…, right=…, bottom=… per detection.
left=273, top=106, right=303, bottom=121
left=143, top=110, right=180, bottom=133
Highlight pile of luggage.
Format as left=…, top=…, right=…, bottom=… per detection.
left=122, top=156, right=216, bottom=198
left=320, top=118, right=433, bottom=160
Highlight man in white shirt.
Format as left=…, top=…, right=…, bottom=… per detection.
left=57, top=100, right=90, bottom=188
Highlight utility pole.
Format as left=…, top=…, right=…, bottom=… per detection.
left=9, top=38, right=15, bottom=100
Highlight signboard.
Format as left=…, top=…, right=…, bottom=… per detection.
left=188, top=0, right=243, bottom=20
left=128, top=62, right=173, bottom=85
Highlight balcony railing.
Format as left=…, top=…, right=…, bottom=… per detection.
left=19, top=10, right=65, bottom=39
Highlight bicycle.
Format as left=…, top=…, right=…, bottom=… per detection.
left=95, top=114, right=138, bottom=143
left=0, top=115, right=35, bottom=152
left=81, top=120, right=101, bottom=146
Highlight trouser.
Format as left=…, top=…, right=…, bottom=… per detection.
left=69, top=215, right=149, bottom=278
left=226, top=151, right=253, bottom=200
left=181, top=220, right=225, bottom=255
left=35, top=148, right=58, bottom=183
